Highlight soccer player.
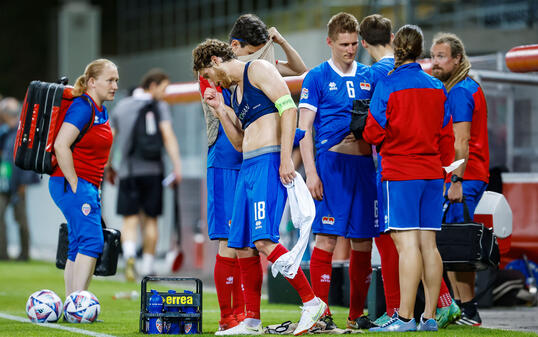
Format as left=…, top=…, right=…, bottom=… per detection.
left=359, top=14, right=460, bottom=328
left=362, top=24, right=454, bottom=332
left=298, top=12, right=377, bottom=329
left=193, top=39, right=326, bottom=336
left=199, top=14, right=308, bottom=331
left=431, top=32, right=490, bottom=326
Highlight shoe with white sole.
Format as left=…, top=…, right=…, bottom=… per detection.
left=215, top=321, right=262, bottom=335
left=293, top=298, right=327, bottom=336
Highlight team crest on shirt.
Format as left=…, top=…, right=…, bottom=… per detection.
left=81, top=203, right=91, bottom=216
left=301, top=88, right=309, bottom=99
left=322, top=216, right=335, bottom=225
left=360, top=82, right=371, bottom=91
left=329, top=82, right=337, bottom=91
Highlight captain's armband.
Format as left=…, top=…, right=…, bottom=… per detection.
left=275, top=94, right=296, bottom=116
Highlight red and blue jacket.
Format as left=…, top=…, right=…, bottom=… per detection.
left=363, top=62, right=454, bottom=181
left=446, top=77, right=489, bottom=183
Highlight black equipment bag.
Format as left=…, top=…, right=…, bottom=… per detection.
left=14, top=78, right=95, bottom=174
left=56, top=218, right=121, bottom=276
left=436, top=199, right=500, bottom=272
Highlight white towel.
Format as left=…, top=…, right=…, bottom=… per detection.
left=271, top=173, right=315, bottom=279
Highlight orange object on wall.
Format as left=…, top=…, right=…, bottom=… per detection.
left=505, top=44, right=538, bottom=73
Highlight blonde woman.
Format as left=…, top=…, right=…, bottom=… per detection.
left=49, top=59, right=119, bottom=296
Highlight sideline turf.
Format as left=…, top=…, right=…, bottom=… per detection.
left=0, top=260, right=536, bottom=336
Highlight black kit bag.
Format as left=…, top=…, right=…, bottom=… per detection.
left=13, top=78, right=95, bottom=174
left=56, top=218, right=121, bottom=276
left=436, top=199, right=500, bottom=272
left=129, top=100, right=163, bottom=161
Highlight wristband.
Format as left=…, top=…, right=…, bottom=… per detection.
left=275, top=94, right=296, bottom=116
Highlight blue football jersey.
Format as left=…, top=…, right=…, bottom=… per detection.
left=299, top=59, right=372, bottom=154
left=370, top=57, right=394, bottom=93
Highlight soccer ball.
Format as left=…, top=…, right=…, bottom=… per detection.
left=63, top=290, right=100, bottom=323
left=26, top=289, right=63, bottom=323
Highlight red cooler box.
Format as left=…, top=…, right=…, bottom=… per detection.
left=474, top=191, right=512, bottom=255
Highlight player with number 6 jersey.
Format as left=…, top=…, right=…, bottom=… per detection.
left=298, top=12, right=378, bottom=330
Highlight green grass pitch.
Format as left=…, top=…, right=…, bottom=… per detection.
left=0, top=260, right=536, bottom=336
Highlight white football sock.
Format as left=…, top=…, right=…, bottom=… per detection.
left=122, top=241, right=136, bottom=259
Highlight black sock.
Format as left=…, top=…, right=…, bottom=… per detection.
left=398, top=314, right=411, bottom=323
left=455, top=299, right=462, bottom=307
left=461, top=301, right=477, bottom=317
left=421, top=316, right=430, bottom=324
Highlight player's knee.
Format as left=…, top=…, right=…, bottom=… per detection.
left=314, top=234, right=337, bottom=252
left=351, top=238, right=372, bottom=251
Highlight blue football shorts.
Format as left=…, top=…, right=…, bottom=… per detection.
left=49, top=176, right=103, bottom=261
left=443, top=180, right=488, bottom=223
left=376, top=153, right=388, bottom=233
left=207, top=167, right=239, bottom=240
left=313, top=151, right=378, bottom=238
left=227, top=151, right=287, bottom=249
left=383, top=179, right=444, bottom=231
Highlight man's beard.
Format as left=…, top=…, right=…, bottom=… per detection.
left=432, top=68, right=451, bottom=82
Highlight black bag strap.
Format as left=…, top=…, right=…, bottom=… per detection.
left=442, top=196, right=473, bottom=223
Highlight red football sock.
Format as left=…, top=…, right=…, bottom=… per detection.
left=232, top=257, right=245, bottom=317
left=310, top=247, right=333, bottom=315
left=348, top=249, right=372, bottom=320
left=214, top=254, right=235, bottom=319
left=237, top=255, right=262, bottom=319
left=267, top=244, right=315, bottom=303
left=437, top=278, right=453, bottom=308
left=375, top=234, right=400, bottom=316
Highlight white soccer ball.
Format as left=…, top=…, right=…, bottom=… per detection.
left=63, top=290, right=100, bottom=323
left=26, top=289, right=63, bottom=323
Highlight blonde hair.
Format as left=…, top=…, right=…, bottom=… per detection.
left=72, top=58, right=116, bottom=97
left=327, top=12, right=359, bottom=41
left=432, top=32, right=471, bottom=92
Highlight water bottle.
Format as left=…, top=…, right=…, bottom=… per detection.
left=181, top=290, right=197, bottom=334
left=164, top=290, right=180, bottom=334
left=147, top=290, right=164, bottom=334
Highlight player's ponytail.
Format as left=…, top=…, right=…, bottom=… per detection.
left=389, top=25, right=423, bottom=75
left=72, top=58, right=116, bottom=97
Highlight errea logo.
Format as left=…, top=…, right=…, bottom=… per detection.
left=329, top=82, right=337, bottom=91
left=321, top=274, right=331, bottom=283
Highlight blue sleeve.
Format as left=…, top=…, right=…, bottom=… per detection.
left=447, top=87, right=474, bottom=123
left=63, top=97, right=93, bottom=131
left=298, top=68, right=321, bottom=112
left=369, top=79, right=389, bottom=129
left=222, top=88, right=232, bottom=107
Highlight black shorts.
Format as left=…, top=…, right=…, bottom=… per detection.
left=117, top=175, right=163, bottom=217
